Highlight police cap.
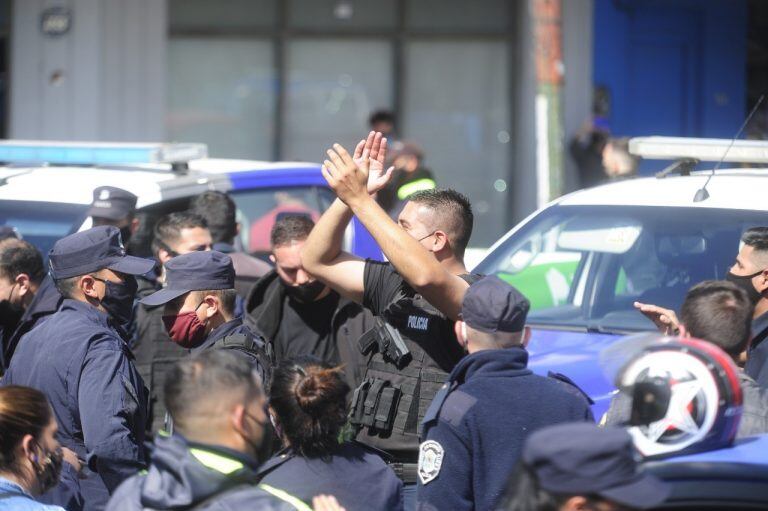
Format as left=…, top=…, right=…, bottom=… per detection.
left=140, top=250, right=234, bottom=306
left=522, top=422, right=670, bottom=509
left=87, top=186, right=138, bottom=221
left=49, top=225, right=155, bottom=280
left=461, top=275, right=529, bottom=333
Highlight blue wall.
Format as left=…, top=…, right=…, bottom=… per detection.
left=593, top=0, right=747, bottom=140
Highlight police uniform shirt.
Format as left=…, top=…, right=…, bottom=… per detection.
left=257, top=442, right=403, bottom=511
left=3, top=299, right=148, bottom=511
left=416, top=348, right=594, bottom=511
left=362, top=260, right=464, bottom=372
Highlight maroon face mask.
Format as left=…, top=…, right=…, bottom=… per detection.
left=162, top=302, right=207, bottom=348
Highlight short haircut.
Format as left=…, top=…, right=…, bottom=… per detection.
left=368, top=109, right=395, bottom=127
left=680, top=280, right=753, bottom=357
left=192, top=288, right=238, bottom=317
left=408, top=189, right=474, bottom=258
left=152, top=211, right=208, bottom=255
left=54, top=275, right=80, bottom=299
left=190, top=191, right=237, bottom=245
left=270, top=215, right=315, bottom=249
left=742, top=227, right=768, bottom=263
left=164, top=350, right=263, bottom=435
left=0, top=239, right=44, bottom=285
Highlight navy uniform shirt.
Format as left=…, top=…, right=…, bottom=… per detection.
left=3, top=299, right=148, bottom=511
left=257, top=442, right=403, bottom=511
left=416, top=348, right=594, bottom=511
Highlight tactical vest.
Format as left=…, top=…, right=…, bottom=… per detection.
left=209, top=332, right=273, bottom=389
left=351, top=274, right=480, bottom=456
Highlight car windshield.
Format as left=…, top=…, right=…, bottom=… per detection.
left=229, top=186, right=336, bottom=259
left=0, top=200, right=88, bottom=258
left=475, top=205, right=768, bottom=333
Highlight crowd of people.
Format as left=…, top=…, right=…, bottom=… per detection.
left=0, top=128, right=767, bottom=511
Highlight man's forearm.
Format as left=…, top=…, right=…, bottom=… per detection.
left=348, top=195, right=445, bottom=290
left=302, top=198, right=354, bottom=269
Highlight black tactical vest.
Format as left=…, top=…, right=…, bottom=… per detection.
left=352, top=274, right=480, bottom=457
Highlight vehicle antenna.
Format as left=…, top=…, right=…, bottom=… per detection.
left=694, top=94, right=765, bottom=202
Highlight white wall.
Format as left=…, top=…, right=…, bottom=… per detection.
left=10, top=0, right=167, bottom=141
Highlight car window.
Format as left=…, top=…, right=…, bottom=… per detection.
left=0, top=201, right=89, bottom=259
left=230, top=186, right=337, bottom=259
left=476, top=205, right=768, bottom=333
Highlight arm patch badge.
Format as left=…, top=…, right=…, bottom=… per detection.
left=418, top=440, right=444, bottom=485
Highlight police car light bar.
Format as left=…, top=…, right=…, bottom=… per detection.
left=629, top=136, right=768, bottom=164
left=0, top=140, right=208, bottom=166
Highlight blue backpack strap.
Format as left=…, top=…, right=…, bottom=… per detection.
left=547, top=371, right=595, bottom=405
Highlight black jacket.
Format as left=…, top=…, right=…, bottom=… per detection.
left=244, top=271, right=373, bottom=391
left=132, top=276, right=188, bottom=436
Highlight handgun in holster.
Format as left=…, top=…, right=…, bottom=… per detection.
left=358, top=317, right=411, bottom=367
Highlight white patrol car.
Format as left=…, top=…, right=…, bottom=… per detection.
left=473, top=137, right=768, bottom=418
left=0, top=141, right=381, bottom=261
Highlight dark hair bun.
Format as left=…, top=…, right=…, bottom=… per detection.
left=294, top=367, right=343, bottom=416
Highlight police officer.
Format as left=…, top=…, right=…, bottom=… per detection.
left=87, top=186, right=139, bottom=245
left=499, top=423, right=670, bottom=511
left=106, top=350, right=297, bottom=511
left=139, top=251, right=271, bottom=385
left=416, top=276, right=594, bottom=511
left=132, top=211, right=212, bottom=435
left=2, top=226, right=153, bottom=511
left=302, top=133, right=477, bottom=509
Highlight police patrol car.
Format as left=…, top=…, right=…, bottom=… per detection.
left=474, top=137, right=768, bottom=419
left=0, top=140, right=380, bottom=260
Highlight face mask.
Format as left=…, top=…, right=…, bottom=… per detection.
left=162, top=301, right=207, bottom=348
left=32, top=443, right=63, bottom=494
left=283, top=279, right=326, bottom=303
left=726, top=270, right=764, bottom=305
left=93, top=276, right=138, bottom=326
left=0, top=284, right=23, bottom=328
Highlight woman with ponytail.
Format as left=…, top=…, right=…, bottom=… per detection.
left=0, top=386, right=77, bottom=510
left=259, top=357, right=402, bottom=511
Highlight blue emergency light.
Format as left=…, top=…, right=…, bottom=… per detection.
left=0, top=141, right=208, bottom=166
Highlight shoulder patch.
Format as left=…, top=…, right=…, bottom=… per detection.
left=440, top=390, right=478, bottom=427
left=418, top=440, right=444, bottom=485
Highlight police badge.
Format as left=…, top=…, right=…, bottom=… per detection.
left=418, top=440, right=444, bottom=485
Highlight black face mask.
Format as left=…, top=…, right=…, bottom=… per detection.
left=282, top=279, right=326, bottom=303
left=93, top=275, right=138, bottom=326
left=0, top=284, right=23, bottom=330
left=32, top=443, right=63, bottom=494
left=726, top=270, right=765, bottom=305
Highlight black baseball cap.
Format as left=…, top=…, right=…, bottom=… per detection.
left=140, top=251, right=234, bottom=307
left=523, top=423, right=671, bottom=509
left=49, top=225, right=155, bottom=280
left=87, top=186, right=138, bottom=221
left=461, top=275, right=530, bottom=333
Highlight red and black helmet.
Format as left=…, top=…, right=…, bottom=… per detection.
left=613, top=334, right=742, bottom=458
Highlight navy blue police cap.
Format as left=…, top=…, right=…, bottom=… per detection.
left=140, top=251, right=235, bottom=307
left=49, top=225, right=155, bottom=280
left=461, top=275, right=530, bottom=333
left=522, top=423, right=670, bottom=509
left=87, top=186, right=138, bottom=221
